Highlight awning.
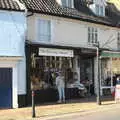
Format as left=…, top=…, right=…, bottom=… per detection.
left=100, top=51, right=120, bottom=58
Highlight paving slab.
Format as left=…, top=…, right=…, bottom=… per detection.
left=0, top=97, right=117, bottom=120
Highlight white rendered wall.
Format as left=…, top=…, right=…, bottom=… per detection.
left=27, top=14, right=118, bottom=50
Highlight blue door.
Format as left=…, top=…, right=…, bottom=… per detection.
left=0, top=68, right=12, bottom=108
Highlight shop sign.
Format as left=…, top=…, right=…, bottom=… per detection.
left=101, top=51, right=120, bottom=58
left=39, top=48, right=74, bottom=57
left=81, top=48, right=96, bottom=54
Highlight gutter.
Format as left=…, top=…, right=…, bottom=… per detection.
left=27, top=12, right=34, bottom=17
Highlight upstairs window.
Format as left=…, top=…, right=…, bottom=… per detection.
left=88, top=27, right=98, bottom=44
left=38, top=19, right=51, bottom=42
left=95, top=4, right=104, bottom=16
left=61, top=0, right=74, bottom=8
left=117, top=32, right=120, bottom=49
left=100, top=6, right=104, bottom=16
left=96, top=4, right=99, bottom=15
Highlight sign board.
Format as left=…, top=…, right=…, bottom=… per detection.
left=81, top=48, right=96, bottom=54
left=115, top=85, right=120, bottom=100
left=101, top=51, right=120, bottom=58
left=39, top=48, right=74, bottom=57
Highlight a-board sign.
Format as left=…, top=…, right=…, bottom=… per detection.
left=115, top=85, right=120, bottom=99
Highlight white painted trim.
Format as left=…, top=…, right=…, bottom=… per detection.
left=0, top=57, right=22, bottom=61
left=72, top=0, right=74, bottom=8
left=12, top=66, right=18, bottom=108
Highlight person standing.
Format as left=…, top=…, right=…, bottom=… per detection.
left=56, top=72, right=65, bottom=103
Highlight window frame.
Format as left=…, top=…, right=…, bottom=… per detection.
left=61, top=0, right=74, bottom=8
left=95, top=4, right=104, bottom=16
left=88, top=27, right=98, bottom=44
left=36, top=18, right=52, bottom=43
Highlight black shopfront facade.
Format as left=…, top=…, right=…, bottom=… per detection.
left=25, top=42, right=96, bottom=105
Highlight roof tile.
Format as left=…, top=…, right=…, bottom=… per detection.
left=0, top=0, right=24, bottom=11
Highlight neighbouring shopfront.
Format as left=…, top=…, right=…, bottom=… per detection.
left=26, top=43, right=96, bottom=105
left=100, top=51, right=120, bottom=95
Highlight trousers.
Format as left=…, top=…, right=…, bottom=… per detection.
left=57, top=87, right=65, bottom=101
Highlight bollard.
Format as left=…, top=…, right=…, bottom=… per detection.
left=32, top=90, right=36, bottom=118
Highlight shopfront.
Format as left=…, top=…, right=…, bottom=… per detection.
left=100, top=51, right=120, bottom=95
left=26, top=43, right=97, bottom=105
left=31, top=47, right=74, bottom=91
left=26, top=43, right=83, bottom=104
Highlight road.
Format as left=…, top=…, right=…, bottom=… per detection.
left=49, top=107, right=120, bottom=120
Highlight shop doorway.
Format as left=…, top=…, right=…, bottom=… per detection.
left=80, top=57, right=94, bottom=96
left=0, top=68, right=12, bottom=108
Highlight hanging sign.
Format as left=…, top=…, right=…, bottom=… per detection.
left=39, top=48, right=74, bottom=57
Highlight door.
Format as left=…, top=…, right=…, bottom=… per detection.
left=0, top=68, right=12, bottom=108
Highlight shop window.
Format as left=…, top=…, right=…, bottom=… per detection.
left=101, top=58, right=113, bottom=86
left=88, top=27, right=98, bottom=44
left=61, top=0, right=74, bottom=8
left=30, top=55, right=74, bottom=90
left=38, top=19, right=51, bottom=42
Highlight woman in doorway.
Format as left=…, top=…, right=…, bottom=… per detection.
left=56, top=71, right=65, bottom=103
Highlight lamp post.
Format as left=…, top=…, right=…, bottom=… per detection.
left=96, top=42, right=101, bottom=105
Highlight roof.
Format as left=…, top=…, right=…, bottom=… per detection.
left=107, top=0, right=120, bottom=11
left=20, top=0, right=115, bottom=27
left=0, top=0, right=25, bottom=11
left=106, top=2, right=120, bottom=26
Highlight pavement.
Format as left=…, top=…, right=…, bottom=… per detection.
left=0, top=96, right=119, bottom=120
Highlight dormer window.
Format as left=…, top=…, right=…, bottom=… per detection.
left=95, top=4, right=104, bottom=16
left=61, top=0, right=74, bottom=8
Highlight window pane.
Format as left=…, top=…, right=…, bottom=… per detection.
left=100, top=6, right=103, bottom=16
left=92, top=28, right=94, bottom=43
left=88, top=27, right=98, bottom=44
left=95, top=28, right=98, bottom=43
left=68, top=0, right=72, bottom=8
left=61, top=0, right=67, bottom=7
left=118, top=32, right=120, bottom=49
left=95, top=33, right=98, bottom=43
left=88, top=27, right=91, bottom=43
left=96, top=4, right=99, bottom=15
